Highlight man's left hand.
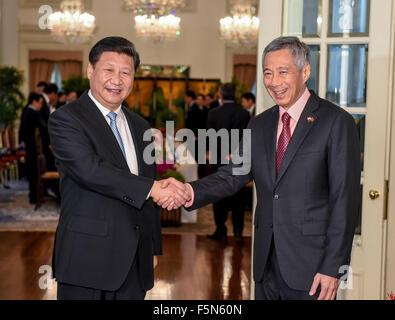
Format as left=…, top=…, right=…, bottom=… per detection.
left=309, top=273, right=339, bottom=300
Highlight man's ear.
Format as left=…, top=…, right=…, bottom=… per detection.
left=302, top=63, right=311, bottom=84
left=87, top=63, right=94, bottom=80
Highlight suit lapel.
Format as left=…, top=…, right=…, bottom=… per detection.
left=264, top=106, right=279, bottom=186
left=79, top=93, right=129, bottom=170
left=275, top=92, right=320, bottom=187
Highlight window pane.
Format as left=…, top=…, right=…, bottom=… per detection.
left=329, top=0, right=370, bottom=36
left=307, top=45, right=319, bottom=93
left=282, top=0, right=322, bottom=37
left=326, top=44, right=368, bottom=107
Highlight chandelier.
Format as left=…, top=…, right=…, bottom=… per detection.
left=122, top=0, right=186, bottom=15
left=219, top=0, right=259, bottom=48
left=135, top=14, right=181, bottom=42
left=48, top=0, right=95, bottom=44
left=123, top=0, right=184, bottom=42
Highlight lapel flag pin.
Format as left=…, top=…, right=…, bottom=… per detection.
left=307, top=116, right=315, bottom=123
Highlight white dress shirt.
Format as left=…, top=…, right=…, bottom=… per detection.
left=88, top=90, right=139, bottom=176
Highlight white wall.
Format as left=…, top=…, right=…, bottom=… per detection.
left=90, top=0, right=228, bottom=80
left=17, top=0, right=230, bottom=84
left=0, top=0, right=19, bottom=67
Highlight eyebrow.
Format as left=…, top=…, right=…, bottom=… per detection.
left=103, top=63, right=132, bottom=71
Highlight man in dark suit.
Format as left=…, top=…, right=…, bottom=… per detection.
left=160, top=36, right=361, bottom=300
left=48, top=37, right=190, bottom=300
left=241, top=92, right=256, bottom=117
left=205, top=83, right=250, bottom=241
left=19, top=92, right=46, bottom=204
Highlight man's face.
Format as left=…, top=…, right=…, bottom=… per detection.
left=204, top=96, right=213, bottom=107
left=36, top=85, right=45, bottom=94
left=87, top=51, right=135, bottom=111
left=67, top=91, right=78, bottom=102
left=33, top=97, right=43, bottom=111
left=48, top=92, right=58, bottom=106
left=263, top=49, right=310, bottom=109
left=185, top=95, right=193, bottom=105
left=241, top=97, right=253, bottom=110
left=196, top=95, right=204, bottom=107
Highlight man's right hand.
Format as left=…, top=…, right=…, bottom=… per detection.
left=150, top=178, right=192, bottom=210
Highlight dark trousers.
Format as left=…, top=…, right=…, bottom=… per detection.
left=212, top=188, right=246, bottom=237
left=255, top=238, right=320, bottom=300
left=57, top=254, right=146, bottom=300
left=25, top=157, right=37, bottom=204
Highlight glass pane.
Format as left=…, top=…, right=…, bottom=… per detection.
left=329, top=0, right=370, bottom=36
left=326, top=44, right=368, bottom=107
left=282, top=0, right=322, bottom=37
left=307, top=45, right=319, bottom=93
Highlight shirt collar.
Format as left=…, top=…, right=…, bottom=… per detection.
left=28, top=104, right=39, bottom=112
left=88, top=89, right=122, bottom=118
left=279, top=88, right=310, bottom=122
left=42, top=93, right=50, bottom=104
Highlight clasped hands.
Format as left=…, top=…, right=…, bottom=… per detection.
left=150, top=177, right=192, bottom=211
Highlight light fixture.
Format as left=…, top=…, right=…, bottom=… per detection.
left=135, top=14, right=181, bottom=42
left=219, top=0, right=259, bottom=48
left=122, top=0, right=186, bottom=15
left=48, top=0, right=95, bottom=44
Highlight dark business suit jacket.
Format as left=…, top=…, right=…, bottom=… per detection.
left=185, top=103, right=209, bottom=137
left=206, top=102, right=250, bottom=171
left=48, top=92, right=162, bottom=292
left=187, top=91, right=361, bottom=290
left=19, top=107, right=47, bottom=172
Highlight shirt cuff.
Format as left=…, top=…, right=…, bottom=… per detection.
left=146, top=188, right=152, bottom=200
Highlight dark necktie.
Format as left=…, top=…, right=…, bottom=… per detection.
left=276, top=112, right=291, bottom=177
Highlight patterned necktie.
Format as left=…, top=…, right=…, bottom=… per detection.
left=106, top=112, right=126, bottom=158
left=276, top=112, right=291, bottom=177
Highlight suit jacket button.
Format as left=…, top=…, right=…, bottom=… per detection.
left=135, top=225, right=140, bottom=230
left=274, top=194, right=279, bottom=200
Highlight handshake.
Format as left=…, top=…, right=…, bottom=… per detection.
left=150, top=177, right=193, bottom=211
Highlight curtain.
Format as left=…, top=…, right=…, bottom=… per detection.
left=233, top=54, right=257, bottom=92
left=59, top=60, right=82, bottom=82
left=29, top=60, right=55, bottom=92
left=29, top=50, right=83, bottom=92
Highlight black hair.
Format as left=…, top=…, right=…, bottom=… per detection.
left=43, top=83, right=58, bottom=95
left=28, top=92, right=43, bottom=105
left=36, top=81, right=47, bottom=87
left=220, top=83, right=236, bottom=101
left=185, top=90, right=196, bottom=100
left=205, top=93, right=214, bottom=99
left=89, top=36, right=140, bottom=70
left=241, top=92, right=256, bottom=103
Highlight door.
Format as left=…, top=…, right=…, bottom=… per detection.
left=255, top=0, right=394, bottom=299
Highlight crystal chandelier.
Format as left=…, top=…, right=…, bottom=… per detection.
left=122, top=0, right=186, bottom=15
left=48, top=0, right=95, bottom=44
left=135, top=14, right=181, bottom=42
left=219, top=0, right=259, bottom=48
left=123, top=0, right=184, bottom=42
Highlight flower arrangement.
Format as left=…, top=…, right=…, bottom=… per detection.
left=386, top=291, right=395, bottom=300
left=156, top=162, right=185, bottom=183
